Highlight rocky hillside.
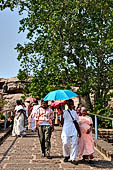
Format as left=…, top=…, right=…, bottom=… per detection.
left=0, top=77, right=112, bottom=110
left=0, top=77, right=25, bottom=109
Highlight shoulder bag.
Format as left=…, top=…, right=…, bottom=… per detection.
left=68, top=109, right=81, bottom=137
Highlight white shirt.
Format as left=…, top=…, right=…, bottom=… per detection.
left=61, top=109, right=79, bottom=136
left=15, top=105, right=23, bottom=115
left=32, top=105, right=40, bottom=116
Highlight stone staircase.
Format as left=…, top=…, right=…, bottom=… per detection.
left=98, top=128, right=113, bottom=144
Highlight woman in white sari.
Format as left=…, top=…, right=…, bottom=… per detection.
left=12, top=106, right=26, bottom=137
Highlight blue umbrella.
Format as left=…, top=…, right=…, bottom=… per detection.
left=43, top=89, right=78, bottom=101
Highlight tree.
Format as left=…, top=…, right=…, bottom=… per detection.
left=0, top=0, right=113, bottom=112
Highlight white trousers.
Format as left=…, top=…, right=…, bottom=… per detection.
left=61, top=135, right=78, bottom=161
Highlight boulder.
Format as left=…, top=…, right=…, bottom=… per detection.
left=0, top=77, right=25, bottom=110
left=3, top=93, right=23, bottom=109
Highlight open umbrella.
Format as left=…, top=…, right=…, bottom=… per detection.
left=25, top=97, right=36, bottom=102
left=50, top=100, right=67, bottom=107
left=50, top=100, right=67, bottom=115
left=43, top=90, right=78, bottom=101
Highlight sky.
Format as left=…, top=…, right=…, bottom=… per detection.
left=0, top=8, right=27, bottom=78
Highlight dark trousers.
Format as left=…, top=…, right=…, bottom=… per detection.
left=38, top=125, right=52, bottom=156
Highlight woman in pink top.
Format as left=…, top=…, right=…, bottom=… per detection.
left=78, top=107, right=94, bottom=161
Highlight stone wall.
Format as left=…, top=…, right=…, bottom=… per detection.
left=98, top=128, right=113, bottom=143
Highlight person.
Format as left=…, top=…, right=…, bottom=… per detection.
left=12, top=105, right=26, bottom=137
left=50, top=100, right=55, bottom=111
left=12, top=100, right=23, bottom=136
left=76, top=103, right=83, bottom=116
left=61, top=99, right=81, bottom=165
left=28, top=100, right=40, bottom=131
left=78, top=107, right=94, bottom=162
left=50, top=100, right=67, bottom=126
left=3, top=82, right=8, bottom=93
left=35, top=100, right=54, bottom=159
left=14, top=100, right=22, bottom=115
left=22, top=102, right=28, bottom=131
left=25, top=100, right=31, bottom=117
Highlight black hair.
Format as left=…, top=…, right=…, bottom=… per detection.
left=19, top=99, right=23, bottom=104
left=26, top=101, right=30, bottom=103
left=76, top=103, right=83, bottom=109
left=16, top=100, right=22, bottom=105
left=67, top=99, right=74, bottom=104
left=33, top=100, right=38, bottom=104
left=41, top=100, right=48, bottom=104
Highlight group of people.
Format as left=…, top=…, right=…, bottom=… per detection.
left=11, top=98, right=94, bottom=165
left=61, top=99, right=94, bottom=165
left=11, top=99, right=39, bottom=136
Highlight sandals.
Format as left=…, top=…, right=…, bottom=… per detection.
left=70, top=160, right=78, bottom=165
left=64, top=156, right=70, bottom=162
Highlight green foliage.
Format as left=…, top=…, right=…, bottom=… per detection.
left=0, top=0, right=113, bottom=114
left=96, top=107, right=113, bottom=117
left=98, top=119, right=112, bottom=129
left=95, top=107, right=113, bottom=128
left=20, top=95, right=26, bottom=100
left=0, top=100, right=5, bottom=109
left=0, top=113, right=5, bottom=120
left=17, top=69, right=29, bottom=80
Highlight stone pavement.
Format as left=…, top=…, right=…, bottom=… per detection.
left=0, top=127, right=11, bottom=145
left=0, top=127, right=113, bottom=170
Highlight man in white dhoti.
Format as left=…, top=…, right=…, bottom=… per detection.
left=61, top=99, right=81, bottom=165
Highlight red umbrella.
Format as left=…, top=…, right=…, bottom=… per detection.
left=50, top=100, right=67, bottom=115
left=51, top=100, right=67, bottom=107
left=25, top=97, right=36, bottom=102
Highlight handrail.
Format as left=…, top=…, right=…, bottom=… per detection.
left=0, top=109, right=13, bottom=129
left=88, top=113, right=113, bottom=139
left=0, top=109, right=12, bottom=113
left=89, top=113, right=113, bottom=121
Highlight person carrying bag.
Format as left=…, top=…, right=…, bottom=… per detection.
left=61, top=99, right=81, bottom=165
left=67, top=109, right=81, bottom=138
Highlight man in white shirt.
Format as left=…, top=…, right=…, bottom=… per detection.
left=61, top=99, right=81, bottom=165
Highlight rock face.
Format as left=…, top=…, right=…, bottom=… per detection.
left=0, top=77, right=25, bottom=109
left=3, top=93, right=24, bottom=109
left=1, top=77, right=24, bottom=94
left=0, top=77, right=113, bottom=110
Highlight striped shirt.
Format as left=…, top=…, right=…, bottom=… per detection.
left=35, top=107, right=54, bottom=126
